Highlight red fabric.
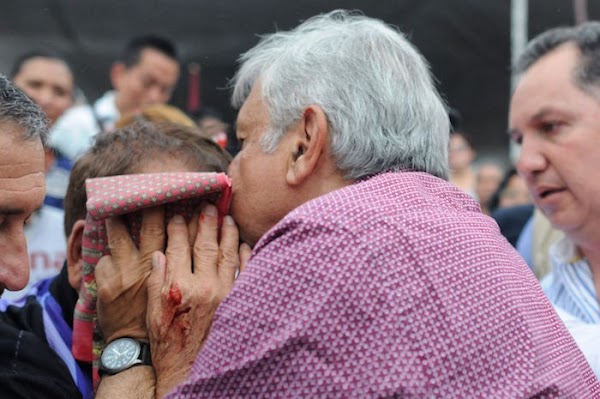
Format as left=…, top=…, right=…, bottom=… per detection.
left=72, top=172, right=231, bottom=388
left=186, top=63, right=201, bottom=113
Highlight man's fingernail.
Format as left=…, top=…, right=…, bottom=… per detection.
left=241, top=242, right=252, bottom=251
left=172, top=215, right=185, bottom=224
left=224, top=215, right=235, bottom=225
left=204, top=205, right=216, bottom=217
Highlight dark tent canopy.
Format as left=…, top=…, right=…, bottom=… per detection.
left=1, top=0, right=598, bottom=161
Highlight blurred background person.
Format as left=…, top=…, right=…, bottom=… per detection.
left=475, top=161, right=504, bottom=214
left=194, top=106, right=229, bottom=149
left=11, top=51, right=74, bottom=127
left=489, top=168, right=531, bottom=213
left=448, top=130, right=477, bottom=198
left=490, top=168, right=534, bottom=248
left=116, top=103, right=198, bottom=130
left=51, top=34, right=180, bottom=162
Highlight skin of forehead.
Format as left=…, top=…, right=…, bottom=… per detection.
left=16, top=57, right=74, bottom=86
left=0, top=123, right=44, bottom=186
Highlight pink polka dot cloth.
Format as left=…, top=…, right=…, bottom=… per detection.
left=71, top=172, right=231, bottom=386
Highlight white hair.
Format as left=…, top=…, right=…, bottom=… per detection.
left=231, top=10, right=449, bottom=180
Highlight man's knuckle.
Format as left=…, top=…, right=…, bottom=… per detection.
left=219, top=248, right=238, bottom=265
left=97, top=283, right=116, bottom=302
left=141, top=221, right=164, bottom=237
left=107, top=235, right=129, bottom=251
left=194, top=242, right=219, bottom=259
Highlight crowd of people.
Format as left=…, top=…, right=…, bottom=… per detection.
left=0, top=9, right=599, bottom=398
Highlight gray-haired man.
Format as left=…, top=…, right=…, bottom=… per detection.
left=0, top=75, right=47, bottom=296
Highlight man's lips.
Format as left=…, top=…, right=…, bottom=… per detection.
left=534, top=186, right=565, bottom=200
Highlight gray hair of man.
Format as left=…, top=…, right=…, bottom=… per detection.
left=231, top=10, right=450, bottom=180
left=0, top=74, right=49, bottom=145
left=514, top=22, right=600, bottom=98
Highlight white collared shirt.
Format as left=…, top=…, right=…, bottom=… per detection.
left=543, top=237, right=600, bottom=323
left=542, top=237, right=600, bottom=379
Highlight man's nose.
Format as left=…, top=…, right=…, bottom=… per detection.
left=34, top=87, right=55, bottom=107
left=516, top=135, right=547, bottom=179
left=146, top=86, right=166, bottom=104
left=0, top=229, right=31, bottom=291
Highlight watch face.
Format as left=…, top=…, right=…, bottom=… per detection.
left=101, top=338, right=141, bottom=372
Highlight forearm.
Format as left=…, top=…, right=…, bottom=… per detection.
left=96, top=365, right=156, bottom=399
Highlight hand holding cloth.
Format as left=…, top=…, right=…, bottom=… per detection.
left=71, top=172, right=231, bottom=387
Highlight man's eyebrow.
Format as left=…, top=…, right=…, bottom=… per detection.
left=531, top=106, right=570, bottom=123
left=530, top=108, right=554, bottom=121
left=507, top=107, right=560, bottom=137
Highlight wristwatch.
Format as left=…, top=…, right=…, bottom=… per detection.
left=100, top=337, right=152, bottom=375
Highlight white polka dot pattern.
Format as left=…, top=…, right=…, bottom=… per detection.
left=168, top=172, right=600, bottom=398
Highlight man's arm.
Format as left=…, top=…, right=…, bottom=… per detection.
left=94, top=207, right=166, bottom=396
left=96, top=366, right=155, bottom=399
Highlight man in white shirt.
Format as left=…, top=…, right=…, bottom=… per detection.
left=51, top=35, right=180, bottom=160
left=509, top=22, right=600, bottom=377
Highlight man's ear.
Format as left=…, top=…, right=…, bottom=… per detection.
left=286, top=105, right=329, bottom=186
left=110, top=62, right=127, bottom=90
left=66, top=220, right=86, bottom=291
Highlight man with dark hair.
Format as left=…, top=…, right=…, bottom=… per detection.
left=510, top=21, right=600, bottom=378
left=121, top=35, right=178, bottom=68
left=11, top=50, right=74, bottom=127
left=0, top=74, right=48, bottom=296
left=51, top=34, right=180, bottom=161
left=5, top=51, right=75, bottom=300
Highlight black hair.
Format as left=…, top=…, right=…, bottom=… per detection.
left=487, top=168, right=519, bottom=214
left=10, top=50, right=72, bottom=79
left=514, top=22, right=600, bottom=97
left=121, top=34, right=179, bottom=67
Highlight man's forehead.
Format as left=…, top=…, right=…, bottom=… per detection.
left=514, top=44, right=579, bottom=93
left=510, top=48, right=579, bottom=122
left=236, top=86, right=268, bottom=125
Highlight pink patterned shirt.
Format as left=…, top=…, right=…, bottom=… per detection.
left=169, top=172, right=600, bottom=398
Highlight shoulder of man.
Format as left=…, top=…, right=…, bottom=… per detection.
left=0, top=298, right=82, bottom=398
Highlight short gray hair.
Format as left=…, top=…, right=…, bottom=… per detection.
left=0, top=74, right=49, bottom=145
left=231, top=10, right=449, bottom=180
left=514, top=22, right=600, bottom=98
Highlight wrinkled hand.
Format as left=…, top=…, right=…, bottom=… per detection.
left=146, top=204, right=251, bottom=397
left=96, top=206, right=166, bottom=343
